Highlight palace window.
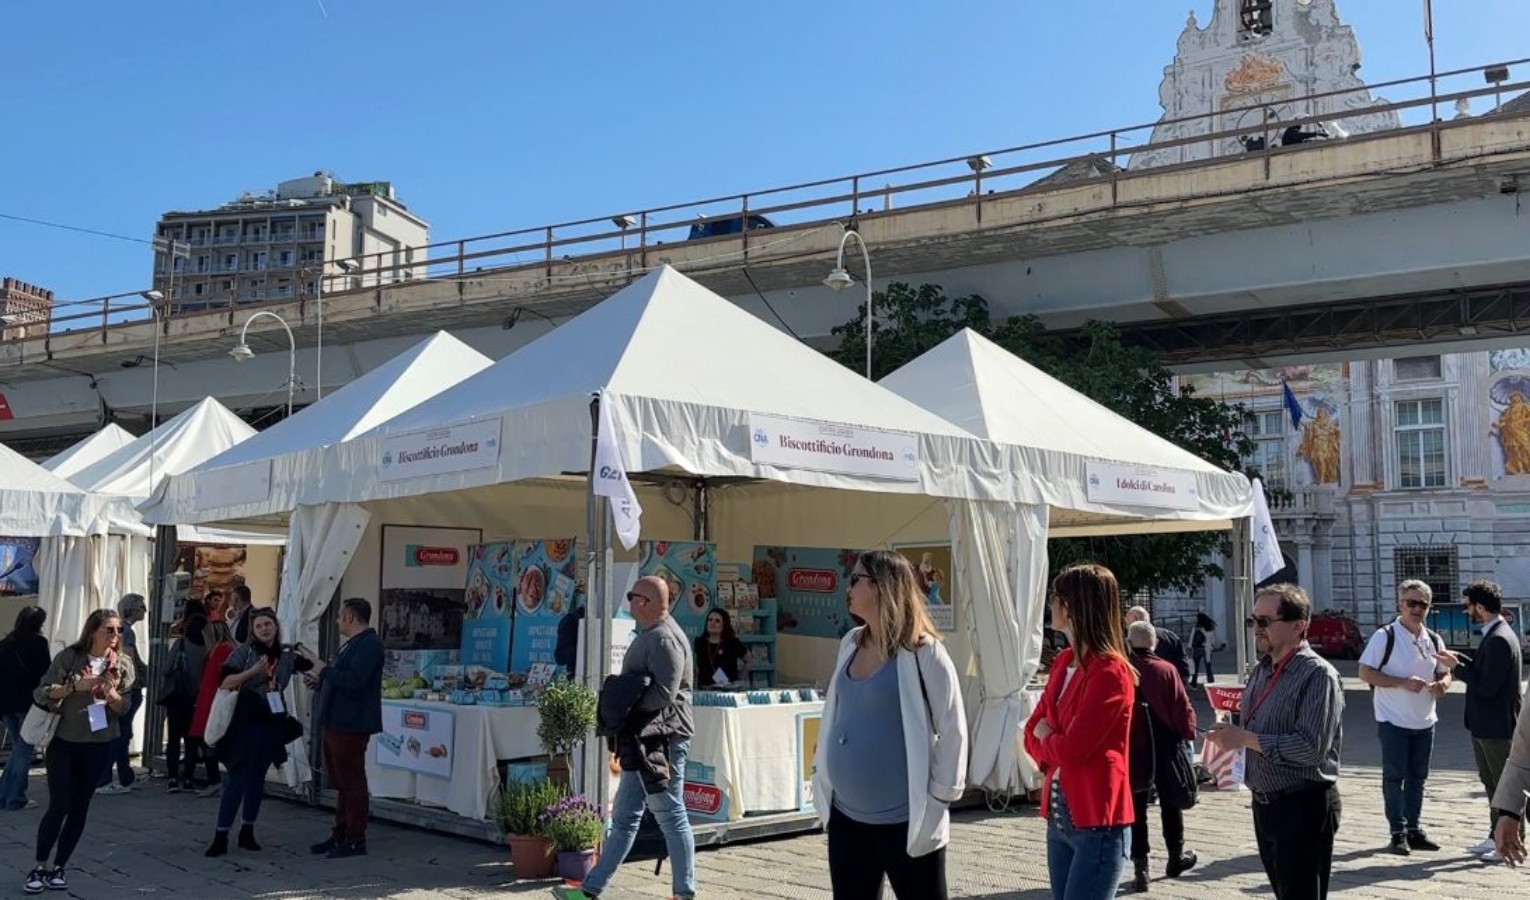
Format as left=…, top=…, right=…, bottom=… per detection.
left=1394, top=545, right=1458, bottom=602
left=1395, top=399, right=1447, bottom=488
left=1244, top=410, right=1288, bottom=489
left=1394, top=355, right=1442, bottom=381
left=1240, top=0, right=1274, bottom=40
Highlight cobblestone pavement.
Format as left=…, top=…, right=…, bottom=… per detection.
left=2, top=678, right=1527, bottom=898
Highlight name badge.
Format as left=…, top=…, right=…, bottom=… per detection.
left=267, top=692, right=286, bottom=715
left=712, top=667, right=730, bottom=687
left=87, top=701, right=109, bottom=733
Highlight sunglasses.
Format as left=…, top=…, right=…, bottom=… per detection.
left=625, top=592, right=650, bottom=606
left=100, top=626, right=123, bottom=635
left=1403, top=599, right=1431, bottom=612
left=1246, top=615, right=1296, bottom=630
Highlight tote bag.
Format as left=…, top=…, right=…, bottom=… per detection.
left=203, top=689, right=239, bottom=747
left=20, top=703, right=59, bottom=748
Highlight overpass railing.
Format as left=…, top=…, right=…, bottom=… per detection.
left=15, top=57, right=1530, bottom=346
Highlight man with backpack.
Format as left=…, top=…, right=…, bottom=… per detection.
left=1357, top=579, right=1452, bottom=856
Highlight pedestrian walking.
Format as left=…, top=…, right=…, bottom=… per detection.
left=1025, top=563, right=1136, bottom=900
left=1126, top=606, right=1190, bottom=683
left=0, top=606, right=50, bottom=811
left=1190, top=612, right=1216, bottom=687
left=1207, top=583, right=1343, bottom=900
left=203, top=609, right=311, bottom=857
left=301, top=597, right=384, bottom=859
left=161, top=613, right=210, bottom=793
left=1125, top=621, right=1199, bottom=892
left=1357, top=580, right=1450, bottom=855
left=1435, top=580, right=1523, bottom=863
left=551, top=575, right=696, bottom=900
left=810, top=550, right=968, bottom=900
left=189, top=621, right=235, bottom=796
left=96, top=593, right=148, bottom=795
left=24, top=609, right=135, bottom=894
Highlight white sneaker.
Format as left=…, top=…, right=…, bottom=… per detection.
left=94, top=783, right=130, bottom=796
left=1480, top=849, right=1504, bottom=864
left=1467, top=837, right=1496, bottom=855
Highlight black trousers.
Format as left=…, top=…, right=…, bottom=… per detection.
left=827, top=806, right=947, bottom=900
left=164, top=702, right=198, bottom=784
left=1252, top=782, right=1341, bottom=900
left=1130, top=790, right=1185, bottom=861
left=36, top=739, right=110, bottom=867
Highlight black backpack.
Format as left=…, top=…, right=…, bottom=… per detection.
left=1369, top=624, right=1443, bottom=690
left=155, top=639, right=188, bottom=706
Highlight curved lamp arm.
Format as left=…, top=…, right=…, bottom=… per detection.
left=235, top=310, right=298, bottom=416
left=833, top=229, right=875, bottom=380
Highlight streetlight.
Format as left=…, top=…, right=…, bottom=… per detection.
left=230, top=310, right=297, bottom=417
left=316, top=258, right=358, bottom=401
left=139, top=289, right=166, bottom=489
left=824, top=228, right=874, bottom=379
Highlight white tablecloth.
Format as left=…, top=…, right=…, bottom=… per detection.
left=690, top=701, right=825, bottom=820
left=366, top=701, right=542, bottom=821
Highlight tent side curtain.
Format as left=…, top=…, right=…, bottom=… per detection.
left=950, top=499, right=1048, bottom=796
left=278, top=503, right=371, bottom=651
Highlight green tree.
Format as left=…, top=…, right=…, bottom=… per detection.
left=830, top=282, right=1257, bottom=598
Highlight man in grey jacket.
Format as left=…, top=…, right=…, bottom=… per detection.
left=553, top=575, right=695, bottom=900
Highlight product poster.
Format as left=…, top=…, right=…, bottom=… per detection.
left=463, top=541, right=518, bottom=673
left=377, top=702, right=455, bottom=779
left=508, top=538, right=579, bottom=674
left=682, top=759, right=731, bottom=823
left=797, top=711, right=822, bottom=812
left=172, top=543, right=248, bottom=611
left=379, top=525, right=479, bottom=652
left=0, top=537, right=41, bottom=596
left=894, top=543, right=955, bottom=633
left=752, top=546, right=860, bottom=640
left=639, top=541, right=718, bottom=639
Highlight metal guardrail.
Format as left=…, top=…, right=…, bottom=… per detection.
left=14, top=58, right=1530, bottom=345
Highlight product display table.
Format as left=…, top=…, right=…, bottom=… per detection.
left=688, top=700, right=825, bottom=821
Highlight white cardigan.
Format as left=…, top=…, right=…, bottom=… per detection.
left=810, top=628, right=969, bottom=857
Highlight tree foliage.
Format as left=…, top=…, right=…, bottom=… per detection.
left=830, top=282, right=1256, bottom=598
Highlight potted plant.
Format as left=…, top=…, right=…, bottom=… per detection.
left=494, top=777, right=566, bottom=879
left=539, top=794, right=605, bottom=882
left=536, top=676, right=597, bottom=786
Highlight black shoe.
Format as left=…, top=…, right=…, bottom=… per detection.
left=1389, top=833, right=1411, bottom=856
left=205, top=831, right=229, bottom=858
left=1131, top=858, right=1149, bottom=892
left=327, top=841, right=366, bottom=859
left=238, top=824, right=261, bottom=851
left=1166, top=850, right=1198, bottom=878
left=166, top=780, right=181, bottom=794
left=1407, top=829, right=1440, bottom=851
left=310, top=837, right=339, bottom=855
left=44, top=868, right=66, bottom=891
left=24, top=868, right=45, bottom=895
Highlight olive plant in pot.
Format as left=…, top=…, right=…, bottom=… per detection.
left=536, top=676, right=598, bottom=787
left=540, top=794, right=605, bottom=882
left=495, top=777, right=566, bottom=878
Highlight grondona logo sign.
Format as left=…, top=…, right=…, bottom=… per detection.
left=787, top=568, right=839, bottom=593
left=684, top=782, right=723, bottom=815
left=402, top=711, right=429, bottom=730
left=407, top=545, right=460, bottom=567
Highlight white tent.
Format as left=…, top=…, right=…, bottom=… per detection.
left=881, top=328, right=1255, bottom=794
left=42, top=423, right=136, bottom=481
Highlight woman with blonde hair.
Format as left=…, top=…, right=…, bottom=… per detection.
left=811, top=550, right=968, bottom=899
left=1024, top=563, right=1137, bottom=900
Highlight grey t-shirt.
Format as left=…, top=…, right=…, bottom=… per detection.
left=622, top=615, right=694, bottom=738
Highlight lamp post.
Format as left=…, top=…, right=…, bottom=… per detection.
left=823, top=229, right=874, bottom=379
left=138, top=289, right=166, bottom=489
left=229, top=310, right=297, bottom=417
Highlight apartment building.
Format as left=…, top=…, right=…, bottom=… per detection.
left=0, top=277, right=54, bottom=341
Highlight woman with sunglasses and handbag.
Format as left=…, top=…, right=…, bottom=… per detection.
left=23, top=609, right=135, bottom=894
left=204, top=608, right=311, bottom=857
left=811, top=550, right=968, bottom=900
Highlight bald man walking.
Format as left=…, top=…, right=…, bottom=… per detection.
left=554, top=575, right=696, bottom=900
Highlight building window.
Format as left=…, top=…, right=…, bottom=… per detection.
left=1240, top=0, right=1273, bottom=39
left=1394, top=355, right=1442, bottom=381
left=193, top=283, right=205, bottom=297
left=1395, top=398, right=1447, bottom=488
left=279, top=250, right=294, bottom=267
left=1394, top=545, right=1458, bottom=602
left=1244, top=410, right=1288, bottom=488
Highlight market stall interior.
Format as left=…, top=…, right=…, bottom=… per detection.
left=148, top=264, right=1254, bottom=844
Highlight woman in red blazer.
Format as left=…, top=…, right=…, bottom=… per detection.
left=1024, top=563, right=1136, bottom=900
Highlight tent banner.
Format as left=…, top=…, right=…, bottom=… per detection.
left=1084, top=461, right=1200, bottom=511
left=379, top=419, right=501, bottom=482
left=746, top=412, right=920, bottom=482
left=0, top=537, right=41, bottom=595
left=639, top=541, right=717, bottom=639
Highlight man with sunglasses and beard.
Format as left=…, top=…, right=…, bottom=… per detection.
left=1357, top=580, right=1450, bottom=856
left=1207, top=583, right=1343, bottom=900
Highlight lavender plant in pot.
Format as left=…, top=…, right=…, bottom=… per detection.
left=495, top=777, right=566, bottom=879
left=540, top=794, right=605, bottom=882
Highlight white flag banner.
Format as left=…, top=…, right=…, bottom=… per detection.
left=593, top=398, right=643, bottom=550
left=1250, top=477, right=1284, bottom=584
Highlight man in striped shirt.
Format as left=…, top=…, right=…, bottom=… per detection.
left=1207, top=583, right=1344, bottom=900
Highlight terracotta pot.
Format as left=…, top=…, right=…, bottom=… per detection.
left=556, top=848, right=597, bottom=882
left=506, top=833, right=555, bottom=879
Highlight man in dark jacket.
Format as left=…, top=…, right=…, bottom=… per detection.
left=1436, top=581, right=1524, bottom=861
left=1126, top=621, right=1199, bottom=890
left=1127, top=606, right=1191, bottom=683
left=0, top=606, right=50, bottom=810
left=300, top=597, right=384, bottom=859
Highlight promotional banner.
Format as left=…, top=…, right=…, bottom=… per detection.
left=593, top=399, right=643, bottom=550
left=1085, top=461, right=1200, bottom=511
left=747, top=412, right=920, bottom=482
left=381, top=526, right=479, bottom=682
left=753, top=546, right=860, bottom=640
left=0, top=537, right=41, bottom=596
left=376, top=702, right=455, bottom=779
left=797, top=711, right=823, bottom=812
left=379, top=419, right=501, bottom=482
left=682, top=759, right=731, bottom=824
left=639, top=541, right=717, bottom=639
left=508, top=538, right=580, bottom=673
left=172, top=543, right=248, bottom=611
left=894, top=543, right=955, bottom=633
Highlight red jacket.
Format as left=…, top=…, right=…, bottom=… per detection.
left=1023, top=647, right=1135, bottom=828
left=191, top=642, right=235, bottom=738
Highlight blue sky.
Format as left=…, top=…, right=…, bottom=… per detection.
left=3, top=0, right=1526, bottom=304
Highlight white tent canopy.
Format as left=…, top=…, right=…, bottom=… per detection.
left=0, top=441, right=139, bottom=538
left=42, top=423, right=136, bottom=481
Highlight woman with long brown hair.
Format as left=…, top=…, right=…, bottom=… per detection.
left=1024, top=563, right=1136, bottom=900
left=24, top=609, right=135, bottom=894
left=811, top=550, right=968, bottom=899
left=693, top=608, right=749, bottom=687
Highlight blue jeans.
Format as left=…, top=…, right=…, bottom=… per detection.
left=2, top=712, right=35, bottom=809
left=1378, top=720, right=1433, bottom=834
left=98, top=689, right=143, bottom=788
left=1045, top=786, right=1128, bottom=900
left=580, top=738, right=695, bottom=899
left=1192, top=647, right=1214, bottom=683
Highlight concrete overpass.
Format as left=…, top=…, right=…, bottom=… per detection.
left=4, top=66, right=1530, bottom=447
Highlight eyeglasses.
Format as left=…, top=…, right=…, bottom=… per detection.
left=100, top=626, right=123, bottom=635
left=625, top=592, right=650, bottom=606
left=1403, top=599, right=1431, bottom=612
left=849, top=573, right=875, bottom=587
left=1246, top=615, right=1296, bottom=630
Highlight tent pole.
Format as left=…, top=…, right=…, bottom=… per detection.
left=581, top=396, right=603, bottom=800
left=1231, top=517, right=1254, bottom=678
left=144, top=524, right=179, bottom=767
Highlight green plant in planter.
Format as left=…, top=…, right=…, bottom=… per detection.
left=495, top=777, right=567, bottom=837
left=536, top=676, right=598, bottom=771
left=538, top=795, right=605, bottom=852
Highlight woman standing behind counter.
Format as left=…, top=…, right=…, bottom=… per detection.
left=694, top=608, right=749, bottom=687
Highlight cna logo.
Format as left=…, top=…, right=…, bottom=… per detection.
left=382, top=451, right=394, bottom=466
left=683, top=782, right=723, bottom=815
left=787, top=568, right=839, bottom=593
left=752, top=428, right=769, bottom=447
left=901, top=448, right=917, bottom=467
left=1088, top=473, right=1100, bottom=486
left=406, top=545, right=460, bottom=567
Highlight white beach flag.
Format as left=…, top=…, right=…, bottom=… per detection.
left=593, top=397, right=643, bottom=550
left=1250, top=477, right=1283, bottom=584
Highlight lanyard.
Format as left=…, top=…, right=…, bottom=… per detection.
left=1244, top=648, right=1298, bottom=723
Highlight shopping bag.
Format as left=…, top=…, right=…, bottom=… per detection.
left=204, top=689, right=239, bottom=747
left=20, top=703, right=59, bottom=748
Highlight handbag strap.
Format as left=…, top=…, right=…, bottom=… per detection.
left=913, top=641, right=937, bottom=734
